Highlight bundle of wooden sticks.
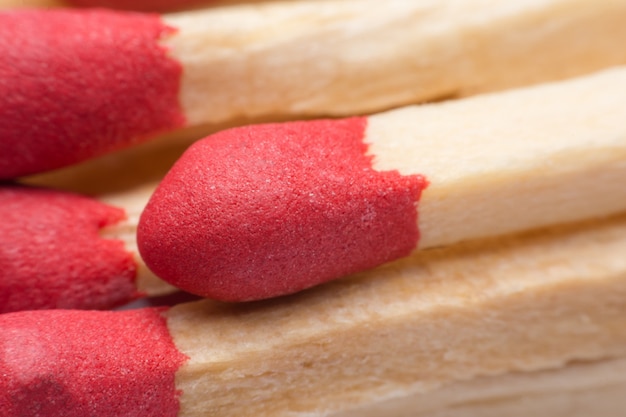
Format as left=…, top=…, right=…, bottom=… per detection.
left=1, top=0, right=626, bottom=416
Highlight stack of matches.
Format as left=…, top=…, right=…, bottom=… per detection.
left=1, top=1, right=626, bottom=416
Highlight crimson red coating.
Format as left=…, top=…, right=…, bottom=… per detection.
left=68, top=0, right=208, bottom=12
left=0, top=186, right=138, bottom=313
left=0, top=10, right=185, bottom=179
left=138, top=117, right=428, bottom=301
left=0, top=308, right=187, bottom=417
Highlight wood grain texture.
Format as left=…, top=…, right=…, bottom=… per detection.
left=165, top=0, right=626, bottom=124
left=366, top=67, right=626, bottom=248
left=168, top=214, right=626, bottom=416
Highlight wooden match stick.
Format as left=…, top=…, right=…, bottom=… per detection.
left=338, top=357, right=626, bottom=417
left=0, top=183, right=174, bottom=314
left=3, top=0, right=626, bottom=177
left=3, top=213, right=626, bottom=416
left=138, top=68, right=626, bottom=301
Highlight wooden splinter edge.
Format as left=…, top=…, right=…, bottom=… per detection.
left=3, top=213, right=626, bottom=416
left=4, top=0, right=626, bottom=177
left=0, top=183, right=175, bottom=314
left=138, top=67, right=626, bottom=301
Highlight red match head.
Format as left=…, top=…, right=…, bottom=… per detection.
left=138, top=118, right=427, bottom=301
left=0, top=10, right=184, bottom=179
left=0, top=308, right=187, bottom=416
left=0, top=186, right=138, bottom=313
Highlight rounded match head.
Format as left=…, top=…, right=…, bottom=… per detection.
left=138, top=118, right=427, bottom=301
left=0, top=9, right=184, bottom=179
left=0, top=308, right=187, bottom=416
left=0, top=186, right=138, bottom=313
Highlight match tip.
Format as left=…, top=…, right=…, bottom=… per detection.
left=0, top=9, right=184, bottom=179
left=138, top=118, right=426, bottom=301
left=0, top=186, right=140, bottom=313
left=0, top=308, right=187, bottom=416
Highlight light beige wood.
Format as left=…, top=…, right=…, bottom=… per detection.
left=165, top=0, right=626, bottom=125
left=99, top=183, right=176, bottom=296
left=7, top=0, right=626, bottom=150
left=366, top=67, right=626, bottom=249
left=337, top=357, right=626, bottom=417
left=168, top=214, right=626, bottom=416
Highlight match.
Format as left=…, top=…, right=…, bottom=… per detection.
left=138, top=68, right=626, bottom=301
left=3, top=0, right=626, bottom=177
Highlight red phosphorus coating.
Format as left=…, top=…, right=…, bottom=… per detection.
left=138, top=117, right=428, bottom=301
left=68, top=0, right=209, bottom=12
left=0, top=10, right=185, bottom=179
left=0, top=308, right=188, bottom=416
left=0, top=186, right=138, bottom=313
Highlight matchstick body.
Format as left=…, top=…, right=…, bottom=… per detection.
left=99, top=182, right=178, bottom=297
left=138, top=68, right=626, bottom=301
left=171, top=216, right=626, bottom=416
left=166, top=0, right=626, bottom=125
left=4, top=0, right=626, bottom=177
left=366, top=67, right=626, bottom=249
left=334, top=357, right=626, bottom=417
left=4, top=214, right=626, bottom=416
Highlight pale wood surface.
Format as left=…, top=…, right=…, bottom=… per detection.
left=338, top=357, right=626, bottom=417
left=168, top=214, right=626, bottom=416
left=366, top=67, right=626, bottom=248
left=166, top=0, right=626, bottom=125
left=99, top=183, right=177, bottom=296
